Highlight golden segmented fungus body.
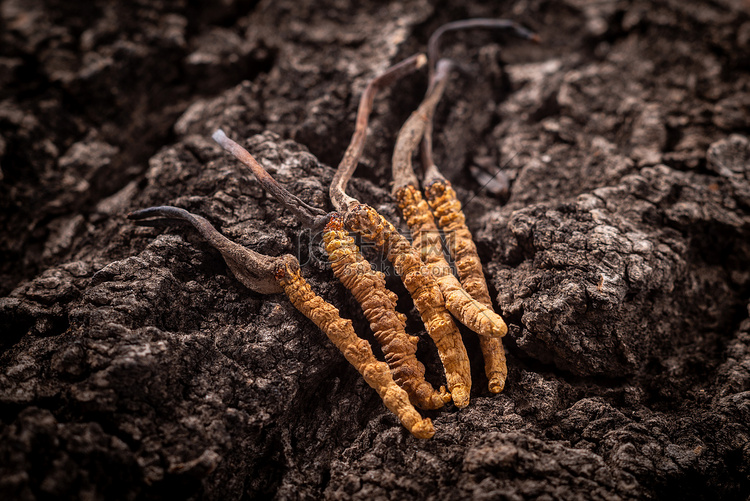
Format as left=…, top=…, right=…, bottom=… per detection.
left=212, top=55, right=448, bottom=412
left=389, top=54, right=511, bottom=394
left=145, top=18, right=542, bottom=440
left=411, top=19, right=539, bottom=393
left=345, top=203, right=472, bottom=408
left=395, top=185, right=507, bottom=339
left=424, top=180, right=508, bottom=392
left=323, top=213, right=449, bottom=410
left=276, top=262, right=435, bottom=439
left=129, top=206, right=434, bottom=439
left=426, top=182, right=491, bottom=304
left=476, top=335, right=507, bottom=393
left=396, top=185, right=509, bottom=393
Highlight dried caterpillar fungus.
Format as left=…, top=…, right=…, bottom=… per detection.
left=395, top=186, right=508, bottom=395
left=276, top=262, right=435, bottom=439
left=419, top=19, right=538, bottom=316
left=425, top=181, right=493, bottom=306
left=128, top=206, right=434, bottom=439
left=211, top=56, right=449, bottom=412
left=408, top=20, right=538, bottom=393
left=326, top=53, right=472, bottom=408
left=211, top=130, right=450, bottom=410
left=394, top=179, right=507, bottom=339
left=323, top=213, right=449, bottom=410
left=390, top=57, right=509, bottom=392
left=424, top=181, right=508, bottom=392
left=124, top=18, right=543, bottom=441
left=345, top=203, right=472, bottom=408
left=390, top=59, right=506, bottom=338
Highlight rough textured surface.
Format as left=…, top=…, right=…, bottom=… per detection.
left=1, top=0, right=750, bottom=499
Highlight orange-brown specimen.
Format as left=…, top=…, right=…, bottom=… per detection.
left=129, top=206, right=434, bottom=438
left=345, top=203, right=472, bottom=408
left=276, top=262, right=435, bottom=439
left=396, top=185, right=508, bottom=392
left=425, top=180, right=507, bottom=391
left=395, top=189, right=507, bottom=341
left=390, top=57, right=508, bottom=393
left=323, top=214, right=449, bottom=409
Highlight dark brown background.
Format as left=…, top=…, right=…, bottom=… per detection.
left=1, top=0, right=749, bottom=499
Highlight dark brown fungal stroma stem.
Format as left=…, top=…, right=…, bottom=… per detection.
left=330, top=56, right=473, bottom=408
left=426, top=18, right=540, bottom=81
left=128, top=206, right=435, bottom=439
left=421, top=18, right=540, bottom=185
left=212, top=130, right=329, bottom=231
left=330, top=53, right=428, bottom=211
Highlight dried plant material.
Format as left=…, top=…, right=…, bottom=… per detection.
left=390, top=55, right=509, bottom=392
left=475, top=336, right=508, bottom=393
left=213, top=129, right=329, bottom=230
left=129, top=206, right=434, bottom=438
left=327, top=52, right=472, bottom=406
left=128, top=206, right=286, bottom=294
left=345, top=203, right=472, bottom=408
left=324, top=213, right=449, bottom=410
left=395, top=185, right=508, bottom=394
left=213, top=129, right=448, bottom=410
left=276, top=262, right=435, bottom=439
left=413, top=20, right=538, bottom=393
left=389, top=61, right=506, bottom=339
left=214, top=54, right=458, bottom=409
left=395, top=186, right=507, bottom=338
left=426, top=178, right=507, bottom=394
left=331, top=53, right=427, bottom=212
left=391, top=58, right=452, bottom=193
left=425, top=18, right=539, bottom=78
left=396, top=179, right=507, bottom=393
left=426, top=181, right=493, bottom=306
left=421, top=19, right=539, bottom=186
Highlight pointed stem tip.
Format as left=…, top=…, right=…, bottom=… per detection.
left=212, top=129, right=228, bottom=145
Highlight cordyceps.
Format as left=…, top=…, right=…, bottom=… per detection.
left=414, top=20, right=539, bottom=392
left=323, top=212, right=449, bottom=409
left=213, top=55, right=450, bottom=411
left=341, top=202, right=472, bottom=407
left=328, top=67, right=473, bottom=409
left=394, top=183, right=508, bottom=393
left=131, top=17, right=539, bottom=438
left=127, top=206, right=434, bottom=439
left=390, top=59, right=508, bottom=388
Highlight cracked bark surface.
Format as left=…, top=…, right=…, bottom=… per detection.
left=2, top=0, right=750, bottom=499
